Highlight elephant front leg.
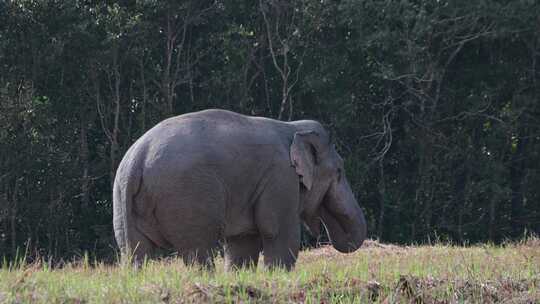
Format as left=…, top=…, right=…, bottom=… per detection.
left=255, top=167, right=302, bottom=270
left=260, top=223, right=300, bottom=270
left=224, top=235, right=262, bottom=270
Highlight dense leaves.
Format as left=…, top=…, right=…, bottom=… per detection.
left=0, top=0, right=538, bottom=260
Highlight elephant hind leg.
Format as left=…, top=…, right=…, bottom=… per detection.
left=124, top=228, right=157, bottom=267
left=180, top=249, right=217, bottom=270
left=224, top=235, right=261, bottom=271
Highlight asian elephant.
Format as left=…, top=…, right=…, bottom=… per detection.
left=113, top=109, right=367, bottom=270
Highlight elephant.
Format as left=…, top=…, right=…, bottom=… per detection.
left=113, top=109, right=367, bottom=270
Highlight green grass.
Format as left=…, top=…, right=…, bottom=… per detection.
left=0, top=238, right=538, bottom=303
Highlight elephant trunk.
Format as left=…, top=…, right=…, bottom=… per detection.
left=321, top=178, right=367, bottom=253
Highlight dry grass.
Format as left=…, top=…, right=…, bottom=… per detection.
left=0, top=238, right=539, bottom=303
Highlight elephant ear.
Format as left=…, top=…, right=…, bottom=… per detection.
left=290, top=131, right=325, bottom=190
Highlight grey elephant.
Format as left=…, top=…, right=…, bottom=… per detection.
left=113, top=109, right=367, bottom=270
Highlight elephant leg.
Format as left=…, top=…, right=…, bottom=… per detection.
left=126, top=228, right=156, bottom=266
left=154, top=171, right=226, bottom=270
left=224, top=235, right=262, bottom=270
left=260, top=223, right=300, bottom=270
left=255, top=169, right=301, bottom=270
left=181, top=249, right=216, bottom=270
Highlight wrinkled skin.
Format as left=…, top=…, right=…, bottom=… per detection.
left=113, top=109, right=367, bottom=270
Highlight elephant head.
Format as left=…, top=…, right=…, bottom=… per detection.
left=290, top=123, right=367, bottom=252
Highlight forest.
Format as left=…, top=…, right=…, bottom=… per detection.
left=0, top=0, right=539, bottom=261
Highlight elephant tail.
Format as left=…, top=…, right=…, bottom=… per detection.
left=112, top=144, right=145, bottom=261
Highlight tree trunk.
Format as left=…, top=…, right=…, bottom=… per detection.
left=163, top=12, right=174, bottom=116
left=489, top=199, right=496, bottom=241
left=510, top=127, right=527, bottom=238
left=80, top=116, right=90, bottom=211
left=377, top=161, right=386, bottom=239
left=139, top=58, right=148, bottom=131
left=454, top=149, right=469, bottom=243
left=110, top=49, right=121, bottom=190
left=10, top=178, right=19, bottom=256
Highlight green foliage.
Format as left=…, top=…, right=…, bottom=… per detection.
left=0, top=0, right=539, bottom=260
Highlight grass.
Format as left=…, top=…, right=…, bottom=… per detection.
left=0, top=238, right=538, bottom=303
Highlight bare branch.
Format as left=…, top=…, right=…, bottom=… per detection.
left=260, top=0, right=285, bottom=77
